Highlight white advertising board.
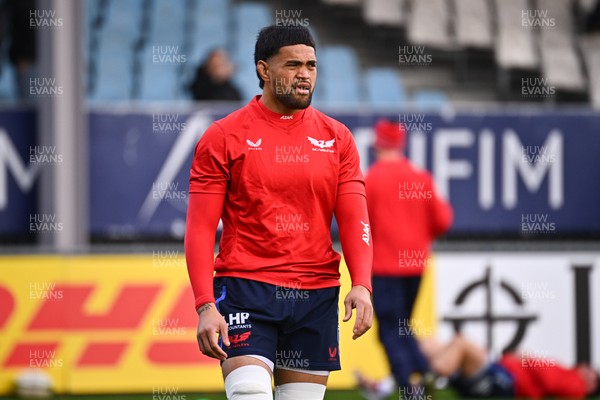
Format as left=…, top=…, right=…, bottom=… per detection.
left=435, top=252, right=599, bottom=368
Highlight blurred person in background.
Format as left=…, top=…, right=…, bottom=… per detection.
left=190, top=48, right=241, bottom=101
left=362, top=119, right=453, bottom=395
left=358, top=334, right=600, bottom=399
left=586, top=0, right=600, bottom=33
left=7, top=0, right=36, bottom=99
left=185, top=25, right=372, bottom=400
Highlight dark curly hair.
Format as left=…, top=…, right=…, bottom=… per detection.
left=254, top=25, right=316, bottom=89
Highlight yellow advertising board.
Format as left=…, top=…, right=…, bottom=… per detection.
left=0, top=255, right=435, bottom=394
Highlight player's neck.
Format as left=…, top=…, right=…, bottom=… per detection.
left=376, top=150, right=403, bottom=162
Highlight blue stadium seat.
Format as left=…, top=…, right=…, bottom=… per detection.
left=317, top=46, right=362, bottom=106
left=0, top=62, right=17, bottom=100
left=149, top=0, right=186, bottom=44
left=93, top=37, right=135, bottom=100
left=184, top=0, right=230, bottom=86
left=230, top=3, right=272, bottom=101
left=233, top=68, right=261, bottom=101
left=84, top=0, right=100, bottom=27
left=135, top=0, right=186, bottom=100
left=412, top=90, right=449, bottom=110
left=364, top=67, right=406, bottom=107
left=139, top=47, right=182, bottom=101
left=104, top=0, right=143, bottom=36
left=231, top=3, right=273, bottom=73
left=92, top=0, right=143, bottom=100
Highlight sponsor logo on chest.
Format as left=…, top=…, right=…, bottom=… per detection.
left=246, top=138, right=262, bottom=151
left=245, top=135, right=336, bottom=157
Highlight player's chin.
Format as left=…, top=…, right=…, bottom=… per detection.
left=297, top=90, right=314, bottom=104
left=294, top=95, right=312, bottom=109
left=278, top=92, right=312, bottom=110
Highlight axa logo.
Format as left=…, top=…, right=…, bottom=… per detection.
left=228, top=331, right=251, bottom=345
left=307, top=136, right=335, bottom=153
left=328, top=346, right=337, bottom=358
left=361, top=221, right=370, bottom=246
left=228, top=312, right=250, bottom=326
left=280, top=115, right=293, bottom=120
left=247, top=138, right=262, bottom=151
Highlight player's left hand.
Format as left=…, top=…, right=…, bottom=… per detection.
left=343, top=285, right=373, bottom=340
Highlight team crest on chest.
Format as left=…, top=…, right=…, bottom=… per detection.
left=307, top=136, right=335, bottom=153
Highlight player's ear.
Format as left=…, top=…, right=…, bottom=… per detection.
left=257, top=60, right=270, bottom=86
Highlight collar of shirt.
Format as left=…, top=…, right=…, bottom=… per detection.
left=253, top=95, right=309, bottom=128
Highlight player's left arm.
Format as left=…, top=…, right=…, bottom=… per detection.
left=335, top=127, right=373, bottom=340
left=335, top=193, right=373, bottom=340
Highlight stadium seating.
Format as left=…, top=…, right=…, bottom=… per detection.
left=453, top=0, right=493, bottom=49
left=83, top=0, right=105, bottom=96
left=365, top=67, right=407, bottom=108
left=93, top=36, right=135, bottom=100
left=581, top=35, right=600, bottom=108
left=0, top=61, right=17, bottom=100
left=92, top=0, right=144, bottom=100
left=1, top=0, right=596, bottom=107
left=138, top=0, right=186, bottom=100
left=317, top=46, right=362, bottom=106
left=231, top=3, right=273, bottom=100
left=28, top=0, right=600, bottom=106
left=184, top=0, right=230, bottom=84
left=322, top=0, right=361, bottom=5
left=537, top=0, right=586, bottom=92
left=407, top=0, right=453, bottom=49
left=363, top=0, right=405, bottom=27
left=139, top=48, right=183, bottom=101
left=412, top=89, right=448, bottom=110
left=494, top=0, right=539, bottom=70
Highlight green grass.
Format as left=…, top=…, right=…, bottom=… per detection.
left=1, top=390, right=598, bottom=400
left=0, top=389, right=490, bottom=400
left=0, top=390, right=364, bottom=400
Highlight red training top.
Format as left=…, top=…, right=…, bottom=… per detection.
left=186, top=96, right=372, bottom=308
left=365, top=158, right=452, bottom=276
left=499, top=353, right=587, bottom=398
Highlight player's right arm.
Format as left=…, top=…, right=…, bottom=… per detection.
left=185, top=123, right=231, bottom=360
left=185, top=192, right=230, bottom=360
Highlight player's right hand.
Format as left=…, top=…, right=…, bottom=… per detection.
left=196, top=302, right=230, bottom=360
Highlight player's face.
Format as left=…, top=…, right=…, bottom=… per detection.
left=268, top=44, right=316, bottom=110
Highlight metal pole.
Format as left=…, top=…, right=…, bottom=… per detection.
left=38, top=0, right=88, bottom=252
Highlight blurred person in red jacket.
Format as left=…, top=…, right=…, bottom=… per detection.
left=357, top=335, right=600, bottom=399
left=365, top=119, right=453, bottom=391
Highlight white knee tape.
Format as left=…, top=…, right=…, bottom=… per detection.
left=225, top=365, right=273, bottom=400
left=274, top=382, right=326, bottom=400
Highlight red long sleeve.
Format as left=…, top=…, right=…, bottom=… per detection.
left=184, top=192, right=225, bottom=310
left=335, top=191, right=373, bottom=293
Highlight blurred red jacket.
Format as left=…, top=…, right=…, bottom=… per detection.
left=365, top=158, right=452, bottom=276
left=499, top=353, right=587, bottom=398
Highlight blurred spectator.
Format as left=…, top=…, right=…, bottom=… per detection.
left=190, top=49, right=241, bottom=101
left=586, top=0, right=600, bottom=33
left=365, top=119, right=453, bottom=391
left=7, top=0, right=36, bottom=99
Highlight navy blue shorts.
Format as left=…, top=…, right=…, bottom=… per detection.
left=214, top=277, right=341, bottom=371
left=450, top=362, right=515, bottom=398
